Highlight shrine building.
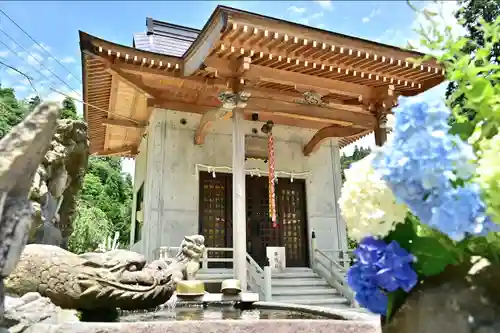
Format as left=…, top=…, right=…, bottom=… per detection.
left=79, top=5, right=444, bottom=290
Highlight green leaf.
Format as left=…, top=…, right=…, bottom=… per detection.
left=411, top=237, right=458, bottom=277
left=384, top=215, right=417, bottom=252
left=449, top=122, right=474, bottom=140
left=468, top=78, right=494, bottom=104
left=386, top=289, right=408, bottom=321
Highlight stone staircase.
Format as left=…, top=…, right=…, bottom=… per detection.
left=196, top=267, right=351, bottom=309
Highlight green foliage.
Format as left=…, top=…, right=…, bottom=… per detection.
left=61, top=97, right=79, bottom=120
left=68, top=201, right=113, bottom=254
left=445, top=0, right=500, bottom=122
left=79, top=156, right=133, bottom=247
left=0, top=87, right=29, bottom=139
left=340, top=146, right=371, bottom=182
left=340, top=146, right=371, bottom=250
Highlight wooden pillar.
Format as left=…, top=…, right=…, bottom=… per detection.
left=374, top=108, right=388, bottom=146
left=232, top=108, right=247, bottom=291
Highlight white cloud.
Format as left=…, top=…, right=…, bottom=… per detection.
left=297, top=12, right=324, bottom=25
left=362, top=8, right=382, bottom=23
left=13, top=85, right=28, bottom=92
left=0, top=50, right=9, bottom=58
left=377, top=1, right=464, bottom=52
left=288, top=6, right=307, bottom=14
left=60, top=56, right=75, bottom=64
left=314, top=0, right=334, bottom=11
left=31, top=42, right=52, bottom=53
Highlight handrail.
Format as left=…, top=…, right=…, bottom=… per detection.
left=245, top=252, right=272, bottom=301
left=154, top=246, right=234, bottom=269
left=313, top=248, right=358, bottom=307
left=320, top=249, right=355, bottom=268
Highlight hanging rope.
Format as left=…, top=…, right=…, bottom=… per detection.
left=268, top=132, right=277, bottom=228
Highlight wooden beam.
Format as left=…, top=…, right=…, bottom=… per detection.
left=99, top=144, right=137, bottom=156
left=303, top=125, right=366, bottom=156
left=102, top=118, right=147, bottom=129
left=218, top=40, right=421, bottom=87
left=104, top=63, right=159, bottom=99
left=245, top=98, right=376, bottom=129
left=204, top=57, right=374, bottom=99
left=194, top=107, right=231, bottom=145
left=148, top=99, right=219, bottom=114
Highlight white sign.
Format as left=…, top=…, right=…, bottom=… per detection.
left=266, top=247, right=286, bottom=272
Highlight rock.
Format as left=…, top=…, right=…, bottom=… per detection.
left=28, top=119, right=89, bottom=246
left=383, top=260, right=500, bottom=333
left=0, top=103, right=61, bottom=329
left=4, top=293, right=79, bottom=333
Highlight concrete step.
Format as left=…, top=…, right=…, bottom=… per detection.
left=275, top=297, right=349, bottom=306
left=272, top=278, right=330, bottom=288
left=272, top=288, right=339, bottom=297
left=271, top=271, right=320, bottom=279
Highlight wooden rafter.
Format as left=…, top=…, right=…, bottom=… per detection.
left=104, top=63, right=159, bottom=99
left=194, top=107, right=230, bottom=145
left=303, top=125, right=367, bottom=156
left=99, top=144, right=138, bottom=156
left=102, top=118, right=147, bottom=129
left=204, top=57, right=374, bottom=99
left=245, top=98, right=375, bottom=129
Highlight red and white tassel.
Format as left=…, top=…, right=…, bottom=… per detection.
left=268, top=133, right=277, bottom=228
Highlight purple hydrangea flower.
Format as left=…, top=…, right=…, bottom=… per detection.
left=347, top=237, right=418, bottom=314
left=372, top=97, right=496, bottom=241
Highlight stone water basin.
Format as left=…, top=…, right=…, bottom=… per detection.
left=29, top=293, right=380, bottom=333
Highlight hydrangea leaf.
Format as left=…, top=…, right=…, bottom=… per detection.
left=386, top=289, right=407, bottom=321
left=411, top=237, right=459, bottom=277
left=384, top=215, right=418, bottom=252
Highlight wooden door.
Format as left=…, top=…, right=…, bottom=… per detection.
left=198, top=172, right=309, bottom=268
left=246, top=175, right=281, bottom=267
left=276, top=178, right=309, bottom=267
left=198, top=172, right=232, bottom=268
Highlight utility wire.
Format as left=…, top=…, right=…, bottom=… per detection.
left=0, top=59, right=39, bottom=95
left=0, top=27, right=81, bottom=97
left=0, top=8, right=82, bottom=84
left=1, top=58, right=141, bottom=124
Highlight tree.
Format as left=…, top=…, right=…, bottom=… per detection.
left=28, top=96, right=41, bottom=112
left=0, top=87, right=28, bottom=138
left=446, top=0, right=500, bottom=122
left=340, top=145, right=372, bottom=182
left=61, top=97, right=79, bottom=120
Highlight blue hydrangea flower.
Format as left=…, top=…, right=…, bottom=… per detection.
left=347, top=237, right=418, bottom=314
left=372, top=97, right=496, bottom=241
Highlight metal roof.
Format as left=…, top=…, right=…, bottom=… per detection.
left=133, top=17, right=199, bottom=57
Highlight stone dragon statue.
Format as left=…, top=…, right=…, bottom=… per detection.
left=4, top=235, right=205, bottom=311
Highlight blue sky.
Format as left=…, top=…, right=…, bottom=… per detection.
left=0, top=1, right=461, bottom=177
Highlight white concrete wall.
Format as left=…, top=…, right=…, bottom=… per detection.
left=139, top=108, right=347, bottom=262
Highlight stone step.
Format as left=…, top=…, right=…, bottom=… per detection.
left=274, top=297, right=349, bottom=306
left=271, top=278, right=330, bottom=287
left=272, top=288, right=339, bottom=297
left=271, top=271, right=320, bottom=279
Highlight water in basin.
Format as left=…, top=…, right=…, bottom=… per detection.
left=119, top=305, right=331, bottom=322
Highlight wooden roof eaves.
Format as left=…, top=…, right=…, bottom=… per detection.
left=81, top=52, right=89, bottom=123
left=182, top=10, right=228, bottom=76
left=216, top=5, right=437, bottom=66
left=79, top=31, right=183, bottom=67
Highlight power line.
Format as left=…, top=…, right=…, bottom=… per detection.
left=0, top=8, right=82, bottom=84
left=1, top=60, right=141, bottom=124
left=0, top=59, right=39, bottom=95
left=0, top=37, right=59, bottom=93
left=0, top=28, right=80, bottom=97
